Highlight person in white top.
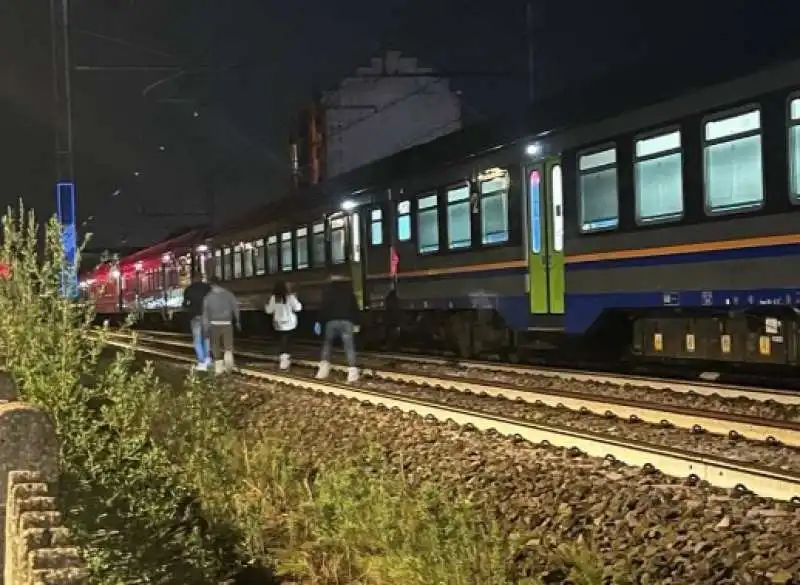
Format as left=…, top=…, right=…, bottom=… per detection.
left=264, top=280, right=302, bottom=370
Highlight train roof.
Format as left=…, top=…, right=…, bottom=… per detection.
left=208, top=39, right=800, bottom=239
left=79, top=227, right=206, bottom=281
left=119, top=227, right=205, bottom=266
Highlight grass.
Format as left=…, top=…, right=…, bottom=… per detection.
left=195, top=433, right=522, bottom=585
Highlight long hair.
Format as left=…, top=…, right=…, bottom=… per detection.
left=272, top=280, right=288, bottom=303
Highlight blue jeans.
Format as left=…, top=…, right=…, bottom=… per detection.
left=321, top=320, right=356, bottom=367
left=190, top=316, right=210, bottom=362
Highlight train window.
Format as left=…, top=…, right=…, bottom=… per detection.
left=267, top=235, right=278, bottom=274
left=330, top=217, right=346, bottom=264
left=578, top=147, right=618, bottom=232
left=703, top=109, right=763, bottom=214
left=223, top=247, right=232, bottom=280
left=296, top=227, right=309, bottom=269
left=243, top=243, right=254, bottom=278
left=788, top=98, right=800, bottom=202
left=634, top=130, right=683, bottom=224
left=214, top=249, right=222, bottom=280
left=312, top=222, right=326, bottom=267
left=254, top=239, right=266, bottom=276
left=397, top=200, right=411, bottom=242
left=233, top=245, right=243, bottom=279
left=479, top=170, right=510, bottom=244
left=417, top=194, right=439, bottom=253
left=280, top=231, right=293, bottom=272
left=551, top=165, right=564, bottom=252
left=446, top=185, right=472, bottom=249
left=370, top=209, right=383, bottom=245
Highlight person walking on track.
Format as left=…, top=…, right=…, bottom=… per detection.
left=315, top=273, right=361, bottom=383
left=182, top=273, right=212, bottom=370
left=265, top=280, right=302, bottom=370
left=202, top=278, right=241, bottom=375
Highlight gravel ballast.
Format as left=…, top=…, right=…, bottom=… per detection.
left=222, top=375, right=800, bottom=585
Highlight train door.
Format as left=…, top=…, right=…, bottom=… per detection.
left=347, top=211, right=365, bottom=309
left=527, top=158, right=565, bottom=315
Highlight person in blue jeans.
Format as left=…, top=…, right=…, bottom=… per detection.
left=182, top=274, right=212, bottom=370
left=315, top=273, right=361, bottom=383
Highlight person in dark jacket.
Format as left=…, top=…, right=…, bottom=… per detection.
left=182, top=274, right=212, bottom=370
left=315, top=273, right=361, bottom=382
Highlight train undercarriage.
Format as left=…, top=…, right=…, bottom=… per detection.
left=98, top=305, right=800, bottom=372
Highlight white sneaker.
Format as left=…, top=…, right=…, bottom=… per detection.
left=194, top=361, right=208, bottom=372
left=346, top=367, right=359, bottom=383
left=203, top=357, right=213, bottom=367
left=214, top=360, right=225, bottom=375
left=315, top=361, right=330, bottom=379
left=279, top=353, right=290, bottom=370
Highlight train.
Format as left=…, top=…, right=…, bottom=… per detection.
left=81, top=54, right=800, bottom=367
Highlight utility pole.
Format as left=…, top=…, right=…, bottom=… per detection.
left=50, top=0, right=75, bottom=182
left=50, top=0, right=78, bottom=296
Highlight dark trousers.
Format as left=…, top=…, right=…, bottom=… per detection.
left=277, top=330, right=293, bottom=354
left=209, top=322, right=234, bottom=358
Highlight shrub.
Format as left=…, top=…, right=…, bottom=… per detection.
left=0, top=205, right=235, bottom=584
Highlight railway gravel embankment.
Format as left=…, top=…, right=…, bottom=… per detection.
left=221, top=374, right=800, bottom=585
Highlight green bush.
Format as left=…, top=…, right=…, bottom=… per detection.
left=0, top=205, right=236, bottom=584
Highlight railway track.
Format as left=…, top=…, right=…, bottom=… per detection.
left=129, top=328, right=800, bottom=405
left=103, top=331, right=800, bottom=502
left=106, top=329, right=800, bottom=445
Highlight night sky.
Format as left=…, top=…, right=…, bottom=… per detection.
left=2, top=0, right=799, bottom=249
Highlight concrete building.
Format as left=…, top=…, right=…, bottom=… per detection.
left=290, top=50, right=462, bottom=187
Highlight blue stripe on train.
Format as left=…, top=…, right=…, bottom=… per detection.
left=381, top=288, right=800, bottom=335
left=567, top=242, right=800, bottom=270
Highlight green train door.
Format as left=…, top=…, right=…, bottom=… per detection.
left=527, top=159, right=565, bottom=315
left=348, top=211, right=365, bottom=309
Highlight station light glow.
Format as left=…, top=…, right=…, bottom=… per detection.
left=110, top=268, right=120, bottom=279
left=196, top=244, right=209, bottom=253
left=341, top=199, right=357, bottom=212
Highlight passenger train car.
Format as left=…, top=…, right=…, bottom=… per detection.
left=83, top=55, right=800, bottom=366
left=81, top=229, right=205, bottom=324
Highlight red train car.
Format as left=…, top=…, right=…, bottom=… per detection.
left=80, top=229, right=208, bottom=325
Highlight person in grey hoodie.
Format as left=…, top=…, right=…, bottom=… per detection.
left=202, top=279, right=241, bottom=374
